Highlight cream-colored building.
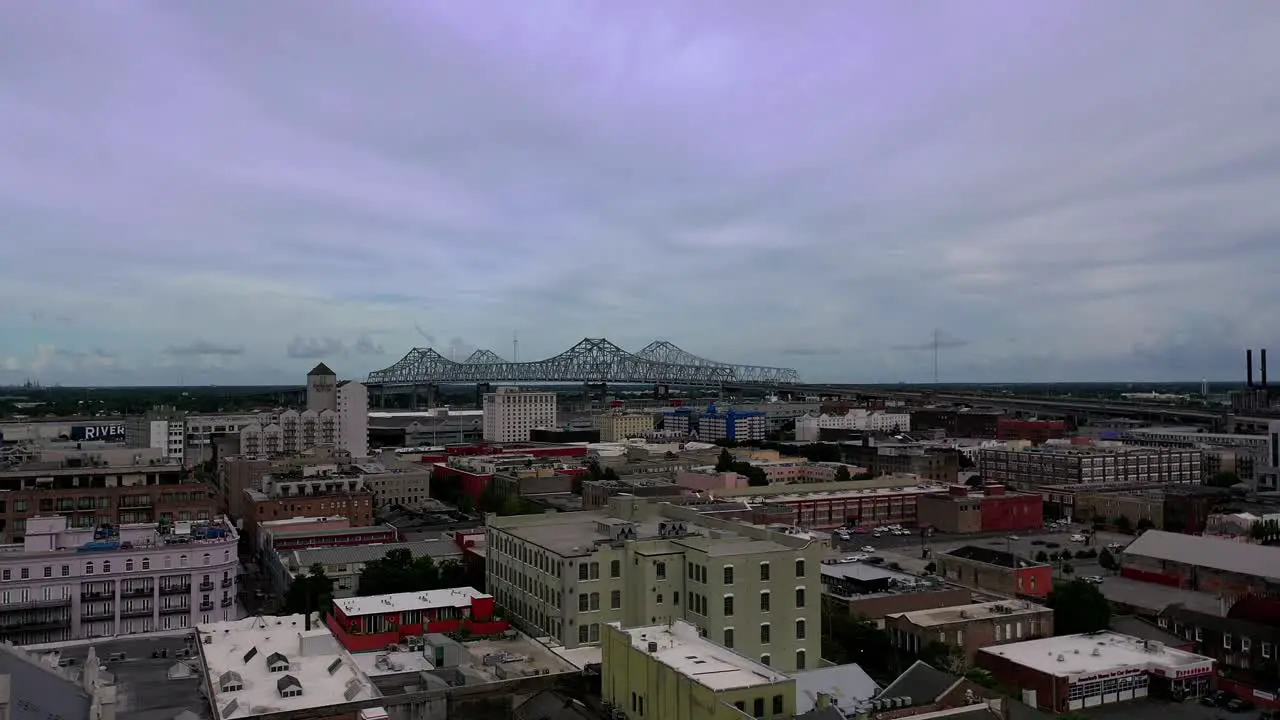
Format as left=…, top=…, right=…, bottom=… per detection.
left=482, top=387, right=557, bottom=443
left=486, top=497, right=825, bottom=672
left=602, top=620, right=796, bottom=720
left=593, top=412, right=656, bottom=442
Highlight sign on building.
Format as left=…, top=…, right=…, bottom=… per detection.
left=70, top=424, right=127, bottom=442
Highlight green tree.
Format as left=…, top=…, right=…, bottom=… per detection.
left=1135, top=518, right=1155, bottom=534
left=283, top=563, right=335, bottom=616
left=716, top=448, right=735, bottom=472
left=1047, top=579, right=1111, bottom=635
left=1098, top=548, right=1118, bottom=571
left=822, top=614, right=893, bottom=676
left=918, top=640, right=964, bottom=673
left=357, top=548, right=469, bottom=597
left=964, top=668, right=997, bottom=689
left=1207, top=471, right=1240, bottom=488
left=1035, top=550, right=1050, bottom=563
left=1113, top=515, right=1132, bottom=534
left=1061, top=562, right=1074, bottom=575
left=833, top=465, right=852, bottom=483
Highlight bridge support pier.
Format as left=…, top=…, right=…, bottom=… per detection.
left=410, top=384, right=438, bottom=410
left=584, top=382, right=608, bottom=407
left=652, top=384, right=670, bottom=400
left=475, top=383, right=492, bottom=408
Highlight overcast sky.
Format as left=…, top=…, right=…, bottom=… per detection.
left=2, top=2, right=1279, bottom=386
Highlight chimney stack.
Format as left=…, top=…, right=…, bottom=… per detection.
left=1247, top=349, right=1255, bottom=388
left=1263, top=348, right=1269, bottom=388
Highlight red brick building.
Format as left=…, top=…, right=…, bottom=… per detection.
left=916, top=484, right=1043, bottom=534
left=996, top=419, right=1068, bottom=444
left=1119, top=530, right=1280, bottom=596
left=936, top=545, right=1054, bottom=598
left=327, top=587, right=509, bottom=652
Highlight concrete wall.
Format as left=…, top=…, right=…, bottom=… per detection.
left=0, top=647, right=93, bottom=720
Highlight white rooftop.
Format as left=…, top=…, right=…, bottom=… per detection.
left=890, top=600, right=1048, bottom=628
left=979, top=631, right=1214, bottom=680
left=334, top=586, right=490, bottom=617
left=199, top=614, right=378, bottom=720
left=615, top=620, right=791, bottom=692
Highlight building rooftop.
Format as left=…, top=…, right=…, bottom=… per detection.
left=1123, top=530, right=1280, bottom=582
left=6, top=515, right=235, bottom=558
left=614, top=621, right=790, bottom=691
left=719, top=483, right=946, bottom=504
left=888, top=600, right=1048, bottom=627
left=198, top=614, right=377, bottom=720
left=979, top=631, right=1214, bottom=678
left=334, top=586, right=490, bottom=617
left=943, top=546, right=1046, bottom=570
left=492, top=510, right=798, bottom=558
left=288, top=539, right=462, bottom=569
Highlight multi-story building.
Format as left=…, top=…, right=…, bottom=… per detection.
left=795, top=410, right=911, bottom=442
left=1260, top=419, right=1280, bottom=492
left=327, top=587, right=509, bottom=652
left=0, top=514, right=240, bottom=645
left=910, top=409, right=1002, bottom=439
left=663, top=408, right=695, bottom=436
left=916, top=484, right=1044, bottom=534
left=242, top=474, right=375, bottom=552
left=705, top=479, right=948, bottom=531
left=601, top=620, right=797, bottom=720
left=886, top=600, right=1055, bottom=665
left=486, top=499, right=825, bottom=671
left=123, top=409, right=187, bottom=459
left=0, top=642, right=118, bottom=720
left=699, top=409, right=767, bottom=442
left=482, top=388, right=557, bottom=443
left=977, top=446, right=1202, bottom=490
left=1119, top=529, right=1280, bottom=596
left=0, top=460, right=216, bottom=543
left=258, top=517, right=398, bottom=556
left=593, top=412, right=655, bottom=442
left=357, top=460, right=433, bottom=510
left=996, top=419, right=1067, bottom=444
left=841, top=442, right=961, bottom=484
left=820, top=559, right=973, bottom=623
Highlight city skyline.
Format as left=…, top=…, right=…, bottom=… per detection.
left=2, top=3, right=1279, bottom=385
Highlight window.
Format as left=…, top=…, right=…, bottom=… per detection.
left=0, top=569, right=7, bottom=581
left=723, top=628, right=734, bottom=648
left=142, top=558, right=150, bottom=570
left=773, top=695, right=785, bottom=715
left=724, top=595, right=735, bottom=616
left=760, top=562, right=771, bottom=581
left=1224, top=632, right=1232, bottom=648
left=723, top=565, right=734, bottom=585
left=20, top=568, right=29, bottom=580
left=1263, top=642, right=1273, bottom=659
left=754, top=698, right=765, bottom=718
left=611, top=590, right=621, bottom=609
left=655, top=561, right=667, bottom=580
left=796, top=649, right=807, bottom=670
left=656, top=593, right=664, bottom=604
left=588, top=562, right=599, bottom=579
left=578, top=564, right=589, bottom=581
left=610, top=560, right=621, bottom=578
left=795, top=588, right=806, bottom=608
left=203, top=553, right=211, bottom=566
left=760, top=623, right=771, bottom=644
left=85, top=562, right=94, bottom=575
left=589, top=592, right=600, bottom=611
left=42, top=566, right=51, bottom=578
left=61, top=565, right=69, bottom=577
left=795, top=619, right=806, bottom=639
left=579, top=594, right=590, bottom=612
left=179, top=554, right=188, bottom=567
left=1241, top=637, right=1252, bottom=653
left=795, top=559, right=805, bottom=577
left=125, top=559, right=134, bottom=572
left=760, top=591, right=770, bottom=612
left=579, top=625, right=590, bottom=643
left=760, top=654, right=770, bottom=666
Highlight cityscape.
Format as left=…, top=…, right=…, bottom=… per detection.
left=3, top=4, right=1280, bottom=720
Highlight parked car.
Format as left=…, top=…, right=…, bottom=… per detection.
left=860, top=546, right=875, bottom=553
left=1227, top=699, right=1255, bottom=713
left=1083, top=575, right=1104, bottom=584
left=1071, top=534, right=1087, bottom=543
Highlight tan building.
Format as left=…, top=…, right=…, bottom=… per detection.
left=593, top=412, right=656, bottom=442
left=242, top=474, right=374, bottom=551
left=886, top=600, right=1055, bottom=666
left=486, top=497, right=826, bottom=671
left=482, top=388, right=557, bottom=443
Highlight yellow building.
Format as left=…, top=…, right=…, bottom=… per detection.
left=603, top=620, right=796, bottom=720
left=594, top=412, right=657, bottom=442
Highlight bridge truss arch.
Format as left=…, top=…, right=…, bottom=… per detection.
left=366, top=338, right=801, bottom=388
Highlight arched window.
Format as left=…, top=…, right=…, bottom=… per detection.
left=202, top=553, right=211, bottom=565
left=102, top=561, right=111, bottom=573
left=85, top=562, right=95, bottom=575
left=179, top=554, right=189, bottom=567
left=125, top=559, right=134, bottom=572
left=142, top=557, right=151, bottom=570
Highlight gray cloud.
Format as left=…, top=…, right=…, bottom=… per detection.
left=163, top=341, right=245, bottom=356
left=286, top=336, right=347, bottom=359
left=353, top=333, right=385, bottom=356
left=778, top=347, right=842, bottom=357
left=1, top=3, right=1279, bottom=384
left=892, top=333, right=971, bottom=352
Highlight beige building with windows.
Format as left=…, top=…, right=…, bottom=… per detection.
left=486, top=497, right=824, bottom=672
left=482, top=388, right=557, bottom=443
left=593, top=412, right=656, bottom=442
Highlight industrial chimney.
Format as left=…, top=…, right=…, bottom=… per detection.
left=1262, top=348, right=1269, bottom=388
left=1247, top=349, right=1255, bottom=388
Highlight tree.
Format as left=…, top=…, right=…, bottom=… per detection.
left=1251, top=519, right=1280, bottom=544
left=1047, top=579, right=1111, bottom=635
left=716, top=448, right=735, bottom=472
left=924, top=562, right=937, bottom=574
left=1207, top=470, right=1240, bottom=488
left=1135, top=518, right=1155, bottom=534
left=965, top=475, right=985, bottom=487
left=1098, top=548, right=1118, bottom=571
left=823, top=614, right=893, bottom=676
left=357, top=548, right=469, bottom=597
left=964, top=668, right=997, bottom=689
left=1113, top=515, right=1132, bottom=534
left=1061, top=562, right=1074, bottom=575
left=1035, top=550, right=1050, bottom=563
left=283, top=563, right=335, bottom=616
left=918, top=640, right=965, bottom=673
left=833, top=465, right=852, bottom=483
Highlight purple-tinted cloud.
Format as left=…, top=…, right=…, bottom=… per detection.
left=1, top=1, right=1279, bottom=384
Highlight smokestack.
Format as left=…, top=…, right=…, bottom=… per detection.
left=1247, top=349, right=1254, bottom=388
left=1263, top=348, right=1269, bottom=388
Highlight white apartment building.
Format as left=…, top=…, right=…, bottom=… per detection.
left=795, top=410, right=911, bottom=442
left=486, top=501, right=824, bottom=672
left=0, top=515, right=241, bottom=646
left=593, top=412, right=656, bottom=442
left=482, top=388, right=557, bottom=443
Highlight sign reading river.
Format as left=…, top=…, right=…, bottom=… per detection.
left=70, top=424, right=126, bottom=442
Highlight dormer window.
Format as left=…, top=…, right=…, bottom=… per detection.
left=266, top=652, right=290, bottom=672
left=276, top=674, right=302, bottom=698
left=218, top=670, right=244, bottom=693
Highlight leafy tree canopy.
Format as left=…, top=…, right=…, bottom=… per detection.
left=357, top=548, right=470, bottom=597
left=283, top=563, right=335, bottom=616
left=1047, top=579, right=1111, bottom=635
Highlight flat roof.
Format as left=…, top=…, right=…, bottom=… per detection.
left=614, top=621, right=790, bottom=691
left=727, top=485, right=946, bottom=504
left=199, top=615, right=377, bottom=719
left=979, top=632, right=1214, bottom=679
left=1123, top=530, right=1280, bottom=581
left=334, top=586, right=489, bottom=617
left=290, top=539, right=462, bottom=568
left=889, top=600, right=1048, bottom=627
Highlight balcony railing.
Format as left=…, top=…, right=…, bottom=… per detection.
left=80, top=608, right=114, bottom=620
left=199, top=601, right=214, bottom=611
left=120, top=607, right=154, bottom=619
left=0, top=618, right=72, bottom=632
left=0, top=597, right=72, bottom=612
left=159, top=585, right=191, bottom=595
left=158, top=605, right=189, bottom=615
left=221, top=578, right=234, bottom=588
left=199, top=581, right=215, bottom=592
left=121, top=587, right=154, bottom=598
left=80, top=591, right=110, bottom=602
left=220, top=597, right=234, bottom=608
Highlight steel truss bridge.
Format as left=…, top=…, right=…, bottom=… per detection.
left=366, top=339, right=801, bottom=389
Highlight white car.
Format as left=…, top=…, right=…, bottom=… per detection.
left=860, top=546, right=875, bottom=553
left=1071, top=534, right=1087, bottom=543
left=844, top=554, right=869, bottom=562
left=1084, top=576, right=1104, bottom=584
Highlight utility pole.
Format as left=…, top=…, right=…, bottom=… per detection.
left=513, top=331, right=519, bottom=363
left=933, top=328, right=940, bottom=384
